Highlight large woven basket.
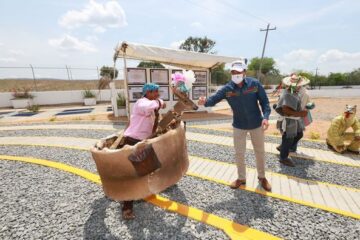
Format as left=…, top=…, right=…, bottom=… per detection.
left=90, top=122, right=189, bottom=201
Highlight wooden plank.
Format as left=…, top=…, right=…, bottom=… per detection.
left=346, top=190, right=360, bottom=209
left=200, top=161, right=215, bottom=177
left=328, top=187, right=352, bottom=212
left=215, top=163, right=231, bottom=181
left=279, top=175, right=291, bottom=197
left=188, top=159, right=200, bottom=172
left=228, top=167, right=238, bottom=183
left=287, top=177, right=302, bottom=201
left=247, top=169, right=256, bottom=189
left=318, top=185, right=339, bottom=209
left=193, top=160, right=207, bottom=174
left=307, top=183, right=326, bottom=206
left=224, top=166, right=237, bottom=183
left=337, top=188, right=360, bottom=215
left=211, top=163, right=226, bottom=180
left=298, top=179, right=314, bottom=203
left=206, top=162, right=221, bottom=179
left=271, top=174, right=281, bottom=195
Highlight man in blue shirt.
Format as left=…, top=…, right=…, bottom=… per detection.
left=198, top=60, right=272, bottom=191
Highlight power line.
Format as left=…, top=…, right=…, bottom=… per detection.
left=258, top=23, right=276, bottom=81
left=182, top=0, right=268, bottom=26
left=221, top=0, right=270, bottom=24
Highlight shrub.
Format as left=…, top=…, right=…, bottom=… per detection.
left=12, top=88, right=34, bottom=99
left=83, top=89, right=96, bottom=98
left=49, top=117, right=57, bottom=122
left=309, top=131, right=320, bottom=140
left=27, top=105, right=40, bottom=112
left=263, top=85, right=273, bottom=90
left=117, top=92, right=126, bottom=108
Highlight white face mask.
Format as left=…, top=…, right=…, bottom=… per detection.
left=231, top=74, right=244, bottom=84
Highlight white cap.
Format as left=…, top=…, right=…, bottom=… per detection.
left=230, top=60, right=247, bottom=72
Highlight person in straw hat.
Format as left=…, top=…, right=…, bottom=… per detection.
left=274, top=73, right=310, bottom=167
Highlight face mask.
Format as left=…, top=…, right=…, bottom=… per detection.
left=231, top=74, right=244, bottom=84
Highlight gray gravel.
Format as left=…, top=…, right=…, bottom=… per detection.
left=0, top=160, right=227, bottom=239
left=187, top=140, right=360, bottom=189
left=0, top=129, right=115, bottom=140
left=162, top=176, right=360, bottom=240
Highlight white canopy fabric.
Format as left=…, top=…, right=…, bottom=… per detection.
left=114, top=41, right=243, bottom=69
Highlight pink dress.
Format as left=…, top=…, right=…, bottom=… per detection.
left=124, top=97, right=163, bottom=140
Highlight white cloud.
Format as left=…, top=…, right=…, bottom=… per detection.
left=283, top=49, right=317, bottom=62
left=317, top=49, right=360, bottom=73
left=48, top=34, right=97, bottom=52
left=277, top=48, right=360, bottom=74
left=93, top=26, right=106, bottom=33
left=85, top=35, right=99, bottom=42
left=0, top=42, right=3, bottom=47
left=190, top=22, right=203, bottom=28
left=9, top=49, right=26, bottom=56
left=59, top=0, right=127, bottom=31
left=0, top=57, right=17, bottom=62
left=170, top=40, right=185, bottom=49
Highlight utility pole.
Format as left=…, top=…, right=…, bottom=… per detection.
left=258, top=23, right=276, bottom=83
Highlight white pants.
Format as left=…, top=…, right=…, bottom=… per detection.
left=233, top=126, right=265, bottom=180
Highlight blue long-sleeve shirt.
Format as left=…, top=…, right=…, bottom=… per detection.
left=205, top=77, right=271, bottom=130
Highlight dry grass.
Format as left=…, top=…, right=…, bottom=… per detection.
left=0, top=79, right=124, bottom=92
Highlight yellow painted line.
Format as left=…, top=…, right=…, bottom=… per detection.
left=188, top=125, right=326, bottom=143
left=186, top=133, right=359, bottom=168
left=186, top=171, right=360, bottom=220
left=0, top=154, right=281, bottom=240
left=3, top=141, right=360, bottom=218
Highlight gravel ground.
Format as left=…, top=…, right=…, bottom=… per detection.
left=0, top=160, right=227, bottom=240
left=187, top=140, right=360, bottom=189
left=0, top=129, right=115, bottom=140
left=162, top=176, right=360, bottom=240
left=187, top=126, right=330, bottom=151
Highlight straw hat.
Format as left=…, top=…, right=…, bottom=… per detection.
left=282, top=73, right=310, bottom=87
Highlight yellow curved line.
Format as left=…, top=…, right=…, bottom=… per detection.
left=2, top=142, right=359, bottom=220
left=0, top=154, right=280, bottom=240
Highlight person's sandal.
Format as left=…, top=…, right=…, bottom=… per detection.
left=122, top=208, right=135, bottom=220
left=258, top=178, right=272, bottom=192
left=230, top=179, right=246, bottom=189
left=280, top=158, right=295, bottom=167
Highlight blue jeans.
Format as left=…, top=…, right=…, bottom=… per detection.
left=280, top=131, right=303, bottom=160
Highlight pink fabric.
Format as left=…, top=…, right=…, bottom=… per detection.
left=124, top=98, right=163, bottom=140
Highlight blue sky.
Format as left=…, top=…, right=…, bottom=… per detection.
left=0, top=0, right=359, bottom=79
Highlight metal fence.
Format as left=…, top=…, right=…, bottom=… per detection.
left=0, top=65, right=124, bottom=91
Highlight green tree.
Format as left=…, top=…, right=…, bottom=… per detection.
left=248, top=57, right=278, bottom=75
left=100, top=66, right=118, bottom=80
left=211, top=63, right=231, bottom=85
left=179, top=36, right=216, bottom=53
left=328, top=73, right=346, bottom=86
left=137, top=61, right=165, bottom=68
